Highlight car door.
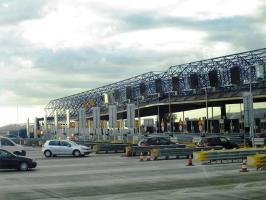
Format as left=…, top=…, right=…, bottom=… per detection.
left=158, top=137, right=171, bottom=145
left=147, top=137, right=158, bottom=146
left=218, top=137, right=231, bottom=149
left=59, top=141, right=72, bottom=155
left=0, top=149, right=18, bottom=169
left=48, top=141, right=61, bottom=155
left=206, top=138, right=217, bottom=146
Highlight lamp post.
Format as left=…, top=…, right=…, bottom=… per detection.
left=249, top=65, right=254, bottom=147
left=137, top=96, right=141, bottom=135
left=168, top=91, right=172, bottom=134
left=205, top=87, right=209, bottom=134
left=157, top=93, right=160, bottom=133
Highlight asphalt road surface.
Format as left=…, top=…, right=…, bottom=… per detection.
left=1, top=147, right=266, bottom=200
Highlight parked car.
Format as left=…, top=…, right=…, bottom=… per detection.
left=256, top=133, right=266, bottom=138
left=197, top=136, right=239, bottom=149
left=0, top=149, right=36, bottom=171
left=0, top=137, right=26, bottom=156
left=138, top=135, right=185, bottom=147
left=42, top=140, right=91, bottom=157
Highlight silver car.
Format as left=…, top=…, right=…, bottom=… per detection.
left=42, top=140, right=91, bottom=157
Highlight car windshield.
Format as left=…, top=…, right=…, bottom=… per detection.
left=67, top=140, right=78, bottom=146
left=0, top=149, right=15, bottom=158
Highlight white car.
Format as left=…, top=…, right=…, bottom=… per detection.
left=0, top=136, right=26, bottom=156
left=42, top=140, right=91, bottom=157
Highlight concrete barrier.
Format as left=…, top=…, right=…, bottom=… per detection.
left=196, top=148, right=266, bottom=164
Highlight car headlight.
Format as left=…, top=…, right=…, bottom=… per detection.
left=81, top=147, right=88, bottom=150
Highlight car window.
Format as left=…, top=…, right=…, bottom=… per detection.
left=0, top=150, right=13, bottom=158
left=159, top=137, right=170, bottom=145
left=1, top=138, right=15, bottom=146
left=61, top=141, right=71, bottom=147
left=207, top=138, right=217, bottom=145
left=49, top=141, right=60, bottom=146
left=219, top=137, right=228, bottom=143
left=148, top=138, right=158, bottom=145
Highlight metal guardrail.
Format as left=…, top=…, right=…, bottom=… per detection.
left=93, top=143, right=128, bottom=154
left=197, top=148, right=266, bottom=164
left=126, top=144, right=186, bottom=156
left=254, top=138, right=266, bottom=147
left=151, top=148, right=193, bottom=160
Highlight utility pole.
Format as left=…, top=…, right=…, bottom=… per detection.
left=168, top=91, right=172, bottom=134
left=157, top=93, right=160, bottom=134
left=205, top=88, right=209, bottom=134
left=249, top=65, right=254, bottom=147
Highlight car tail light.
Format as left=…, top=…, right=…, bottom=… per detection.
left=142, top=142, right=148, bottom=147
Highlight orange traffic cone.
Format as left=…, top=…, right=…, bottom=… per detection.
left=240, top=159, right=248, bottom=172
left=187, top=155, right=194, bottom=166
left=146, top=152, right=151, bottom=161
left=139, top=152, right=144, bottom=161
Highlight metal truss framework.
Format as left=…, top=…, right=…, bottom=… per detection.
left=45, top=48, right=266, bottom=120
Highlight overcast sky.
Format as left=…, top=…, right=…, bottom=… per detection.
left=0, top=0, right=266, bottom=126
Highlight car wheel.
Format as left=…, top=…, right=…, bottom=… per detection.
left=73, top=150, right=81, bottom=157
left=19, top=162, right=29, bottom=171
left=44, top=150, right=52, bottom=158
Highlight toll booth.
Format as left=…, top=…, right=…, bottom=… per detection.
left=224, top=119, right=240, bottom=133
left=261, top=119, right=266, bottom=133
left=208, top=120, right=220, bottom=133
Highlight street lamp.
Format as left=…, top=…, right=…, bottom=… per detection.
left=204, top=87, right=209, bottom=134
left=157, top=93, right=160, bottom=134
left=249, top=65, right=255, bottom=147
left=137, top=96, right=141, bottom=135
left=168, top=90, right=172, bottom=134
left=200, top=86, right=212, bottom=134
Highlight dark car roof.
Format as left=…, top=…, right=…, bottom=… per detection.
left=202, top=135, right=228, bottom=138
left=145, top=135, right=170, bottom=138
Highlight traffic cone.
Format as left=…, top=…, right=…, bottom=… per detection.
left=146, top=152, right=151, bottom=161
left=240, top=159, right=248, bottom=172
left=139, top=152, right=144, bottom=161
left=187, top=155, right=194, bottom=166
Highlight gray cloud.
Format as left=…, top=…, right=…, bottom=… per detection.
left=0, top=0, right=47, bottom=25
left=0, top=0, right=266, bottom=107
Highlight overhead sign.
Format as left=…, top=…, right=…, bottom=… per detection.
left=127, top=104, right=135, bottom=128
left=103, top=93, right=108, bottom=104
left=89, top=99, right=95, bottom=107
left=81, top=100, right=88, bottom=109
left=108, top=105, right=117, bottom=128
left=255, top=63, right=265, bottom=81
